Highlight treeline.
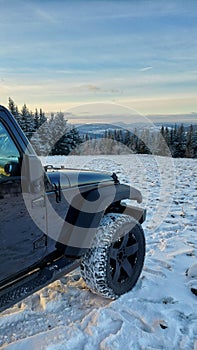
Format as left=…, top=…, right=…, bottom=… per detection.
left=160, top=124, right=197, bottom=158
left=8, top=98, right=197, bottom=158
left=8, top=98, right=82, bottom=156
left=82, top=124, right=197, bottom=158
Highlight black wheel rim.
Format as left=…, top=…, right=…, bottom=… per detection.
left=109, top=232, right=139, bottom=284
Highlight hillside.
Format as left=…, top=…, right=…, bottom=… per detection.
left=0, top=154, right=196, bottom=350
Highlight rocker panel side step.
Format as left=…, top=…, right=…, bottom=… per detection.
left=0, top=257, right=81, bottom=312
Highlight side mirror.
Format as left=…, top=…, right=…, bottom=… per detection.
left=21, top=154, right=45, bottom=193
left=4, top=161, right=20, bottom=176
left=22, top=154, right=44, bottom=183
left=4, top=163, right=13, bottom=175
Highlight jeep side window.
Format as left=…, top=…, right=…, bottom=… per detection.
left=0, top=122, right=20, bottom=179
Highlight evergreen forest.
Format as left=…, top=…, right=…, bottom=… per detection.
left=8, top=98, right=197, bottom=158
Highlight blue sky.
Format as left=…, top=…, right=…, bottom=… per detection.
left=0, top=0, right=197, bottom=122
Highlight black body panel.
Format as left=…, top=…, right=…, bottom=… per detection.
left=47, top=168, right=114, bottom=188
left=0, top=105, right=146, bottom=311
left=0, top=111, right=47, bottom=286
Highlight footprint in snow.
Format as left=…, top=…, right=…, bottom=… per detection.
left=186, top=263, right=197, bottom=297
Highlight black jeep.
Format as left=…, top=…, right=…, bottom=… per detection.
left=0, top=105, right=146, bottom=312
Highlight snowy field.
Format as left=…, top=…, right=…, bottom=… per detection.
left=0, top=154, right=197, bottom=350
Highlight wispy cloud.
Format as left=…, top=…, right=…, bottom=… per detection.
left=72, top=84, right=120, bottom=94
left=0, top=0, right=197, bottom=115
left=139, top=67, right=153, bottom=72
left=33, top=8, right=58, bottom=24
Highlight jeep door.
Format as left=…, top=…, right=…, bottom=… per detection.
left=0, top=120, right=47, bottom=285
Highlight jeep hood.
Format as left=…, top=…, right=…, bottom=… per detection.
left=47, top=168, right=115, bottom=188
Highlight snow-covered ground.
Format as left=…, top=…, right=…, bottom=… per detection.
left=0, top=154, right=197, bottom=350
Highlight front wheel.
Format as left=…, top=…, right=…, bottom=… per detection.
left=81, top=213, right=145, bottom=299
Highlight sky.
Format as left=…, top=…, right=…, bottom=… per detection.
left=0, top=0, right=197, bottom=123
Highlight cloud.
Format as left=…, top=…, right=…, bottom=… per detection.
left=83, top=84, right=101, bottom=92
left=139, top=67, right=153, bottom=72
left=72, top=84, right=120, bottom=94
left=35, top=8, right=57, bottom=24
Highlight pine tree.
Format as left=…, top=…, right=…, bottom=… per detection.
left=8, top=97, right=21, bottom=126
left=50, top=112, right=68, bottom=155
left=164, top=127, right=170, bottom=144
left=124, top=130, right=131, bottom=147
left=34, top=108, right=40, bottom=130
left=20, top=104, right=35, bottom=139
left=132, top=128, right=139, bottom=153
left=173, top=124, right=186, bottom=157
left=48, top=112, right=81, bottom=155
left=39, top=108, right=47, bottom=127
left=137, top=129, right=151, bottom=155
left=155, top=126, right=171, bottom=156
left=186, top=125, right=197, bottom=158
left=192, top=129, right=197, bottom=158
left=30, top=118, right=51, bottom=156
left=70, top=126, right=82, bottom=149
left=161, top=125, right=165, bottom=137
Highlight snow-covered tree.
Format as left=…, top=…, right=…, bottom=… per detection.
left=50, top=114, right=82, bottom=155
left=20, top=104, right=35, bottom=139
left=185, top=125, right=197, bottom=158
left=8, top=97, right=21, bottom=126
left=39, top=108, right=47, bottom=127
left=34, top=108, right=40, bottom=130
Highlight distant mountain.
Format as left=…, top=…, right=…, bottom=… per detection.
left=76, top=118, right=197, bottom=137
left=75, top=122, right=161, bottom=138
left=69, top=112, right=197, bottom=130
left=76, top=123, right=124, bottom=138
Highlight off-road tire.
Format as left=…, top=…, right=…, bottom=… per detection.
left=81, top=213, right=145, bottom=299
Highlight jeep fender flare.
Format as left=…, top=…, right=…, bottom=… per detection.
left=56, top=183, right=144, bottom=256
